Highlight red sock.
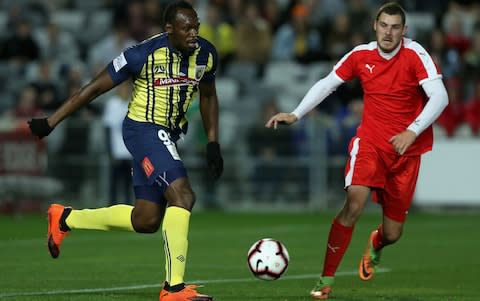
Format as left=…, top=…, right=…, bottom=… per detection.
left=321, top=219, right=354, bottom=277
left=372, top=224, right=384, bottom=250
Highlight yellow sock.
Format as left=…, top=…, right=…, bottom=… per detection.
left=162, top=206, right=190, bottom=286
left=66, top=205, right=134, bottom=231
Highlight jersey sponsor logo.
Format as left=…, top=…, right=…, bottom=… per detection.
left=153, top=65, right=166, bottom=74
left=153, top=77, right=197, bottom=87
left=365, top=63, right=375, bottom=74
left=141, top=156, right=155, bottom=177
left=113, top=52, right=127, bottom=72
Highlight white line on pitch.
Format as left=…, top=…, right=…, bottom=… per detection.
left=0, top=268, right=391, bottom=298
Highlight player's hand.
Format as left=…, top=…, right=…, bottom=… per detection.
left=206, top=141, right=223, bottom=180
left=389, top=130, right=417, bottom=155
left=28, top=118, right=53, bottom=139
left=265, top=113, right=298, bottom=129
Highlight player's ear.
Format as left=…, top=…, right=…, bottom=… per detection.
left=165, top=23, right=173, bottom=34
left=402, top=24, right=408, bottom=36
left=373, top=19, right=377, bottom=32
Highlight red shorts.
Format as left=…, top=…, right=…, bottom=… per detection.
left=344, top=137, right=421, bottom=222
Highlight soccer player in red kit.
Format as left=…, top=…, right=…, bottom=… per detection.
left=266, top=2, right=448, bottom=299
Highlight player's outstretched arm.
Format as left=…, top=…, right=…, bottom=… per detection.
left=199, top=80, right=223, bottom=180
left=265, top=113, right=298, bottom=129
left=265, top=71, right=344, bottom=131
left=28, top=68, right=116, bottom=139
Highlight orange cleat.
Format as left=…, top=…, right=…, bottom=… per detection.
left=359, top=230, right=382, bottom=281
left=47, top=204, right=71, bottom=259
left=159, top=284, right=213, bottom=301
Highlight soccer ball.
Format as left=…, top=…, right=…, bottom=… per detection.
left=247, top=238, right=290, bottom=280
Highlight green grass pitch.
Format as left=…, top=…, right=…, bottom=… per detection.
left=0, top=211, right=479, bottom=300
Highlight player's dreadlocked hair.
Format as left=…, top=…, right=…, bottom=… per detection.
left=376, top=2, right=406, bottom=26
left=163, top=0, right=195, bottom=27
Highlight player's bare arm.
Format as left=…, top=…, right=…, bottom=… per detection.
left=49, top=68, right=116, bottom=128
left=389, top=130, right=417, bottom=155
left=199, top=81, right=219, bottom=142
left=199, top=80, right=223, bottom=180
left=265, top=113, right=298, bottom=129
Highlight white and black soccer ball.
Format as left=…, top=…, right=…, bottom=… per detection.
left=247, top=238, right=290, bottom=280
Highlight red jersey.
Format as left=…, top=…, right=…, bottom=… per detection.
left=334, top=38, right=442, bottom=155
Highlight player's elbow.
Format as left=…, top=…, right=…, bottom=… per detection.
left=438, top=85, right=449, bottom=108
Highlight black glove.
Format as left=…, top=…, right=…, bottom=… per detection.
left=28, top=118, right=53, bottom=139
left=206, top=141, right=223, bottom=180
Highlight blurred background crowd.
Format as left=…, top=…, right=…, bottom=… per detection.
left=0, top=0, right=479, bottom=213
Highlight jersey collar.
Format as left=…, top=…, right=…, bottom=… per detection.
left=377, top=37, right=403, bottom=60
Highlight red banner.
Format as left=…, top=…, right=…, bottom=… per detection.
left=0, top=130, right=47, bottom=176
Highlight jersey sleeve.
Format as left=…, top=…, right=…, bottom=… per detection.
left=333, top=49, right=358, bottom=82
left=107, top=44, right=147, bottom=84
left=408, top=41, right=442, bottom=85
left=200, top=45, right=218, bottom=83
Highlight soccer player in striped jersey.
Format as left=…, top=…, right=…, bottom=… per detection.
left=266, top=2, right=448, bottom=299
left=28, top=1, right=221, bottom=300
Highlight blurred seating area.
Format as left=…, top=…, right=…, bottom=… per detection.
left=0, top=0, right=479, bottom=211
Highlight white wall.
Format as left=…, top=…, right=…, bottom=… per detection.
left=414, top=138, right=480, bottom=206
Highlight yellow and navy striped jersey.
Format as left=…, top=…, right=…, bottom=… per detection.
left=107, top=33, right=218, bottom=134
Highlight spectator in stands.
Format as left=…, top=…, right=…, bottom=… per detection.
left=34, top=22, right=79, bottom=64
left=247, top=99, right=294, bottom=202
left=234, top=1, right=272, bottom=78
left=260, top=0, right=284, bottom=34
left=222, top=0, right=244, bottom=25
left=88, top=18, right=137, bottom=77
left=0, top=19, right=40, bottom=64
left=324, top=13, right=352, bottom=61
left=144, top=0, right=164, bottom=35
left=10, top=85, right=42, bottom=120
left=443, top=11, right=471, bottom=56
left=307, top=0, right=347, bottom=29
left=463, top=24, right=480, bottom=79
left=38, top=84, right=62, bottom=114
left=102, top=81, right=133, bottom=205
left=125, top=0, right=150, bottom=41
left=436, top=78, right=465, bottom=137
left=346, top=0, right=372, bottom=38
left=2, top=85, right=43, bottom=130
left=328, top=98, right=364, bottom=156
left=427, top=28, right=461, bottom=79
left=23, top=59, right=63, bottom=114
left=464, top=79, right=480, bottom=136
left=271, top=3, right=323, bottom=63
left=199, top=2, right=235, bottom=74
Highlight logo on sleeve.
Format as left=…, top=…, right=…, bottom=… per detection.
left=113, top=52, right=127, bottom=72
left=195, top=65, right=206, bottom=80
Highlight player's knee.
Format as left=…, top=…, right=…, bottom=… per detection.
left=340, top=200, right=365, bottom=223
left=132, top=215, right=161, bottom=233
left=383, top=230, right=402, bottom=244
left=175, top=189, right=196, bottom=210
